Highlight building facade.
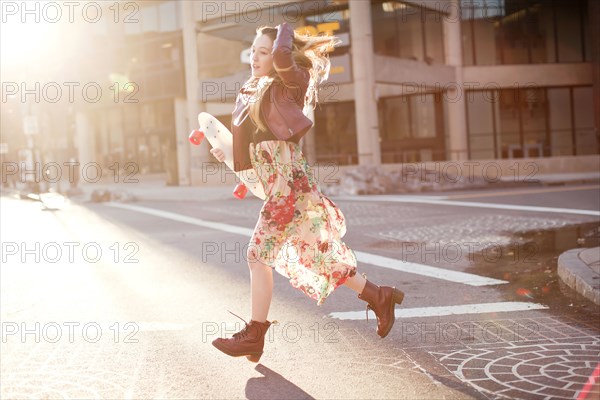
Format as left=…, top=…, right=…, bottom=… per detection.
left=18, top=0, right=594, bottom=186
left=183, top=0, right=599, bottom=186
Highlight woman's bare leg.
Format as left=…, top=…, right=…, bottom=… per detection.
left=343, top=271, right=367, bottom=294
left=248, top=259, right=273, bottom=323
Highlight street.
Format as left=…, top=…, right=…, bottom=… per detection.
left=1, top=185, right=599, bottom=399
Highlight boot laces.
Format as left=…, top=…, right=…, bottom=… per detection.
left=226, top=310, right=279, bottom=340
left=227, top=310, right=251, bottom=340
left=365, top=305, right=373, bottom=323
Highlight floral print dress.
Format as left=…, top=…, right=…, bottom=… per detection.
left=248, top=140, right=357, bottom=306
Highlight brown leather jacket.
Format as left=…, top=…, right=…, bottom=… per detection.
left=231, top=22, right=313, bottom=172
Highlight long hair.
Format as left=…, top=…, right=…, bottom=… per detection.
left=243, top=25, right=340, bottom=132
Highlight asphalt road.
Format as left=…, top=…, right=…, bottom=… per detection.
left=1, top=185, right=599, bottom=399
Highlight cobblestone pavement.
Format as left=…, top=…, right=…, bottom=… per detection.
left=419, top=316, right=599, bottom=399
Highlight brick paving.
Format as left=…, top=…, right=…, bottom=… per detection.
left=422, top=316, right=600, bottom=400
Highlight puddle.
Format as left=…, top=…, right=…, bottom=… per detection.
left=468, top=221, right=600, bottom=320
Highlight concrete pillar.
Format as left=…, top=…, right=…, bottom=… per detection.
left=180, top=0, right=201, bottom=186
left=443, top=0, right=469, bottom=160
left=349, top=0, right=381, bottom=166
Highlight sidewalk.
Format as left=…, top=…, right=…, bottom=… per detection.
left=519, top=172, right=600, bottom=185
left=558, top=247, right=600, bottom=305
left=63, top=170, right=600, bottom=202
left=72, top=174, right=237, bottom=203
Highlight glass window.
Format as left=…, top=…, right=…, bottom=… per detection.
left=396, top=3, right=424, bottom=61
left=371, top=2, right=400, bottom=57
left=156, top=100, right=174, bottom=129
left=467, top=91, right=496, bottom=159
left=380, top=97, right=410, bottom=140
left=466, top=86, right=597, bottom=159
left=461, top=0, right=589, bottom=65
left=573, top=87, right=597, bottom=155
left=474, top=19, right=497, bottom=65
left=497, top=89, right=522, bottom=158
left=159, top=1, right=179, bottom=32
left=314, top=102, right=358, bottom=165
left=583, top=3, right=591, bottom=62
left=140, top=103, right=156, bottom=130
left=499, top=8, right=530, bottom=64
left=108, top=108, right=124, bottom=165
left=142, top=5, right=159, bottom=33
left=423, top=6, right=444, bottom=64
left=379, top=94, right=445, bottom=163
left=555, top=0, right=584, bottom=62
left=371, top=1, right=444, bottom=63
left=528, top=4, right=552, bottom=64
left=124, top=18, right=142, bottom=35
left=547, top=88, right=573, bottom=155
left=520, top=88, right=547, bottom=157
left=411, top=95, right=436, bottom=138
left=123, top=103, right=140, bottom=133
left=462, top=20, right=475, bottom=65
left=461, top=0, right=505, bottom=65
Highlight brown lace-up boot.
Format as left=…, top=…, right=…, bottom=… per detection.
left=211, top=311, right=277, bottom=363
left=357, top=275, right=405, bottom=338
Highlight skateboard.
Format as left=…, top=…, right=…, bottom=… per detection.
left=189, top=112, right=266, bottom=200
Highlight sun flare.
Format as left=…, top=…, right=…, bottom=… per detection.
left=1, top=16, right=63, bottom=71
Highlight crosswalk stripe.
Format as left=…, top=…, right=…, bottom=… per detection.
left=106, top=203, right=508, bottom=287
left=354, top=251, right=506, bottom=286
left=335, top=195, right=600, bottom=216
left=328, top=301, right=548, bottom=320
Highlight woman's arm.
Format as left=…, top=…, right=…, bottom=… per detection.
left=272, top=22, right=309, bottom=88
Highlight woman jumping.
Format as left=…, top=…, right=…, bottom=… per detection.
left=209, top=22, right=405, bottom=362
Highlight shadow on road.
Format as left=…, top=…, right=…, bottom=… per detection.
left=245, top=364, right=315, bottom=400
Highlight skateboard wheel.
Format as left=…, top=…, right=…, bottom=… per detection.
left=188, top=130, right=205, bottom=145
left=233, top=183, right=248, bottom=199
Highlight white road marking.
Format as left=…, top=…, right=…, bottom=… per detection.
left=328, top=301, right=549, bottom=320
left=107, top=202, right=254, bottom=236
left=354, top=251, right=506, bottom=286
left=105, top=203, right=507, bottom=286
left=445, top=184, right=600, bottom=200
left=334, top=195, right=600, bottom=216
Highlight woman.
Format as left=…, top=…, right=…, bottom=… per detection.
left=210, top=22, right=405, bottom=362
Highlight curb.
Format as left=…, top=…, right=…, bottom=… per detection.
left=558, top=248, right=600, bottom=305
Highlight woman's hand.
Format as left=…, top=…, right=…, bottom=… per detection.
left=210, top=147, right=225, bottom=163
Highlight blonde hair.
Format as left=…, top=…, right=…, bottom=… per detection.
left=243, top=25, right=340, bottom=133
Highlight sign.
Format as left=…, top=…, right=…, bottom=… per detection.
left=0, top=143, right=7, bottom=154
left=328, top=54, right=352, bottom=84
